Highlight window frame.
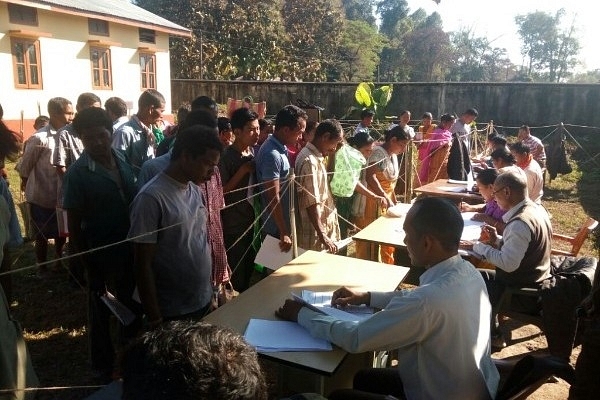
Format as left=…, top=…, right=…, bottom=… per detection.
left=139, top=28, right=156, bottom=44
left=10, top=37, right=43, bottom=89
left=8, top=4, right=38, bottom=26
left=139, top=52, right=157, bottom=90
left=88, top=18, right=109, bottom=36
left=90, top=46, right=113, bottom=90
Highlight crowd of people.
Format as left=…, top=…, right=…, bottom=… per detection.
left=0, top=93, right=574, bottom=399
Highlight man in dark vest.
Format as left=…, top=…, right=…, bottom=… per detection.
left=471, top=170, right=552, bottom=348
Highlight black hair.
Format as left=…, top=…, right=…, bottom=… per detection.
left=171, top=124, right=223, bottom=161
left=72, top=107, right=113, bottom=137
left=410, top=197, right=463, bottom=252
left=76, top=92, right=101, bottom=110
left=138, top=89, right=165, bottom=109
left=360, top=108, right=375, bottom=119
left=490, top=135, right=507, bottom=147
left=176, top=103, right=191, bottom=123
left=230, top=108, right=259, bottom=130
left=105, top=97, right=128, bottom=118
left=384, top=125, right=411, bottom=143
left=191, top=96, right=218, bottom=113
left=347, top=130, right=374, bottom=149
left=0, top=116, right=22, bottom=162
left=314, top=119, right=343, bottom=140
left=120, top=321, right=267, bottom=400
left=439, top=113, right=455, bottom=124
left=476, top=168, right=499, bottom=186
left=217, top=117, right=232, bottom=133
left=509, top=142, right=531, bottom=155
left=34, top=115, right=50, bottom=128
left=180, top=109, right=218, bottom=131
left=490, top=148, right=515, bottom=165
left=47, top=97, right=72, bottom=117
left=465, top=108, right=479, bottom=117
left=274, top=105, right=307, bottom=131
left=258, top=118, right=272, bottom=130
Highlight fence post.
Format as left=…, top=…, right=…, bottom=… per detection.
left=288, top=170, right=298, bottom=258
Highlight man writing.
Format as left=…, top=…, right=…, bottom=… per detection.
left=277, top=197, right=499, bottom=400
left=472, top=170, right=552, bottom=348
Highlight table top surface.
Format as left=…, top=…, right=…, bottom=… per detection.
left=353, top=207, right=484, bottom=249
left=203, top=250, right=409, bottom=376
left=414, top=179, right=483, bottom=202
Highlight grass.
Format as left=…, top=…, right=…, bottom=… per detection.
left=4, top=129, right=600, bottom=399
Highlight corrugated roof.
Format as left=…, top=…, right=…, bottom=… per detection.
left=10, top=0, right=190, bottom=36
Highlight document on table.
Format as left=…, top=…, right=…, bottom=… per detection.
left=254, top=234, right=307, bottom=270
left=439, top=185, right=466, bottom=193
left=244, top=318, right=332, bottom=352
left=461, top=212, right=485, bottom=241
left=385, top=202, right=412, bottom=218
left=293, top=290, right=374, bottom=322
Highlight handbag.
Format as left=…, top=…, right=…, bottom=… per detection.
left=217, top=281, right=239, bottom=307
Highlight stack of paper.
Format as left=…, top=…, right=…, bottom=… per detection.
left=293, top=290, right=374, bottom=322
left=243, top=319, right=332, bottom=352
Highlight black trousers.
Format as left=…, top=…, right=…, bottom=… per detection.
left=328, top=368, right=406, bottom=400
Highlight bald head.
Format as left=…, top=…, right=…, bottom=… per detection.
left=493, top=170, right=528, bottom=210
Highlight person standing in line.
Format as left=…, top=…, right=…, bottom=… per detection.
left=112, top=89, right=165, bottom=176
left=354, top=126, right=410, bottom=264
left=129, top=125, right=223, bottom=325
left=18, top=97, right=73, bottom=274
left=219, top=108, right=260, bottom=292
left=295, top=119, right=343, bottom=253
left=448, top=108, right=478, bottom=181
left=255, top=105, right=307, bottom=252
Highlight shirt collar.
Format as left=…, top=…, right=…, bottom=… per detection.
left=419, top=254, right=463, bottom=285
left=305, top=142, right=324, bottom=160
left=268, top=134, right=288, bottom=154
left=502, top=198, right=528, bottom=222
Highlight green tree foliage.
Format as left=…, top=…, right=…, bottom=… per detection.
left=281, top=0, right=345, bottom=81
left=376, top=0, right=410, bottom=39
left=402, top=16, right=452, bottom=82
left=342, top=0, right=376, bottom=26
left=330, top=20, right=386, bottom=82
left=445, top=29, right=512, bottom=82
left=515, top=9, right=581, bottom=82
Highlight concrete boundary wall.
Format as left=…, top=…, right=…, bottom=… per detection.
left=171, top=80, right=600, bottom=129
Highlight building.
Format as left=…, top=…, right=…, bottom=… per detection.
left=0, top=0, right=190, bottom=139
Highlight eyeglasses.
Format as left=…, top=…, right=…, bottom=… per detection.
left=491, top=186, right=507, bottom=197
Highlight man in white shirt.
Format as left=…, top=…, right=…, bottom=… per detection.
left=509, top=142, right=544, bottom=204
left=277, top=197, right=499, bottom=400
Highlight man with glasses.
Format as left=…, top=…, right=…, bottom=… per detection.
left=472, top=170, right=552, bottom=349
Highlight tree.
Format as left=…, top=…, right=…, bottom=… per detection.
left=341, top=0, right=376, bottom=26
left=402, top=25, right=452, bottom=82
left=330, top=20, right=386, bottom=82
left=135, top=0, right=289, bottom=80
left=282, top=0, right=345, bottom=81
left=515, top=9, right=581, bottom=82
left=376, top=0, right=410, bottom=39
left=445, top=29, right=513, bottom=82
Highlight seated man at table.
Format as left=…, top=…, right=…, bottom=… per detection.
left=472, top=170, right=552, bottom=348
left=277, top=197, right=499, bottom=400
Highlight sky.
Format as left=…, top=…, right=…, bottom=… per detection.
left=405, top=0, right=598, bottom=72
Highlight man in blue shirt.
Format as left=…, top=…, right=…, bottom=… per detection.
left=255, top=105, right=307, bottom=252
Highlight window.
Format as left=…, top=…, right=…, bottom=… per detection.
left=8, top=4, right=38, bottom=26
left=11, top=38, right=42, bottom=89
left=140, top=53, right=156, bottom=89
left=90, top=47, right=112, bottom=89
left=88, top=18, right=109, bottom=36
left=139, top=28, right=156, bottom=44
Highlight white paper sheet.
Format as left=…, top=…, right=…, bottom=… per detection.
left=385, top=202, right=413, bottom=218
left=461, top=212, right=485, bottom=241
left=254, top=235, right=307, bottom=270
left=293, top=290, right=374, bottom=322
left=244, top=318, right=332, bottom=352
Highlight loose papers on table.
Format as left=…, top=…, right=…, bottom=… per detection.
left=243, top=319, right=332, bottom=352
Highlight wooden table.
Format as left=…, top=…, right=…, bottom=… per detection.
left=352, top=208, right=485, bottom=262
left=414, top=179, right=483, bottom=203
left=203, top=250, right=409, bottom=394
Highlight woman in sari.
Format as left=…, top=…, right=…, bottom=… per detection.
left=354, top=126, right=410, bottom=264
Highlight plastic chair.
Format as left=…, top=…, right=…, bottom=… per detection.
left=552, top=217, right=598, bottom=257
left=494, top=354, right=575, bottom=400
